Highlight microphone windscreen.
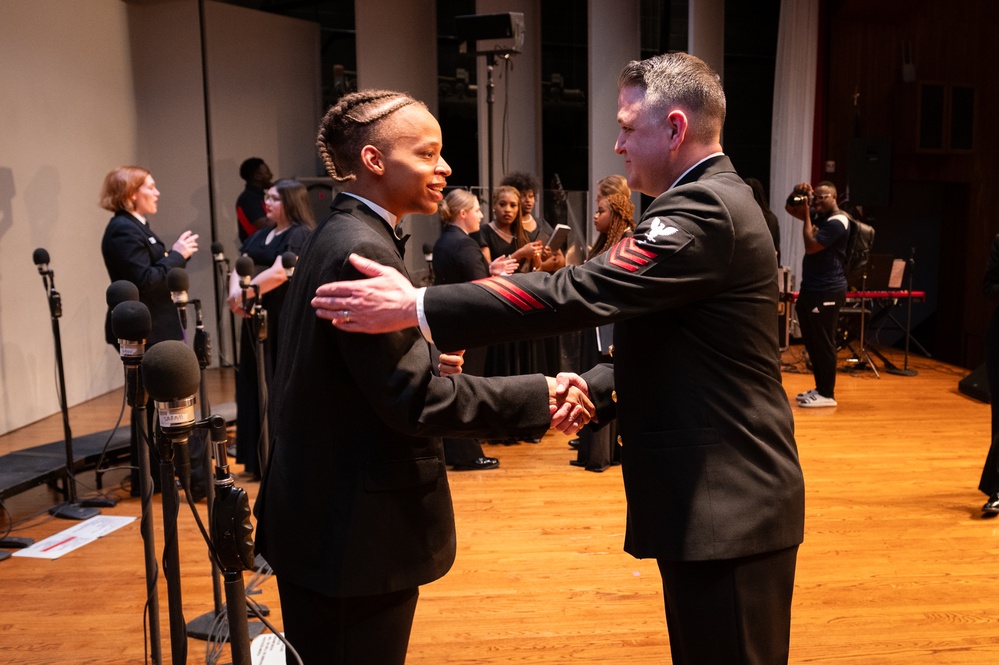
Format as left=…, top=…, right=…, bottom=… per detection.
left=281, top=251, right=298, bottom=269
left=167, top=267, right=189, bottom=292
left=211, top=241, right=225, bottom=255
left=106, top=280, right=140, bottom=308
left=141, top=340, right=201, bottom=402
left=33, top=247, right=50, bottom=265
left=111, top=300, right=152, bottom=340
left=235, top=256, right=254, bottom=277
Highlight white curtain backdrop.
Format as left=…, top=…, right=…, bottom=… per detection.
left=770, top=0, right=819, bottom=291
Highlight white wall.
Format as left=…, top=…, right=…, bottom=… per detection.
left=0, top=0, right=322, bottom=436
left=0, top=0, right=137, bottom=434
left=354, top=0, right=438, bottom=115
left=588, top=0, right=641, bottom=240
left=204, top=1, right=322, bottom=256
left=475, top=0, right=543, bottom=194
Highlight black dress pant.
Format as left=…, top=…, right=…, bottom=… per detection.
left=796, top=290, right=845, bottom=398
left=657, top=545, right=798, bottom=665
left=277, top=577, right=419, bottom=665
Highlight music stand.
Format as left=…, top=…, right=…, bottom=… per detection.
left=886, top=249, right=919, bottom=376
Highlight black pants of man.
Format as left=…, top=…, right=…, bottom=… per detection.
left=657, top=545, right=798, bottom=665
left=277, top=577, right=419, bottom=664
left=796, top=290, right=845, bottom=397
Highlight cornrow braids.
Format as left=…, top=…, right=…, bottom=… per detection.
left=316, top=89, right=424, bottom=182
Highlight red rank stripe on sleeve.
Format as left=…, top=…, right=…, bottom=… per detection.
left=608, top=237, right=656, bottom=272
left=472, top=276, right=548, bottom=313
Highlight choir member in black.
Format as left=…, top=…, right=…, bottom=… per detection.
left=571, top=175, right=635, bottom=471
left=228, top=178, right=314, bottom=479
left=433, top=189, right=517, bottom=469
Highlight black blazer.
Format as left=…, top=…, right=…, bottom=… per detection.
left=423, top=156, right=805, bottom=562
left=101, top=211, right=188, bottom=347
left=254, top=193, right=551, bottom=598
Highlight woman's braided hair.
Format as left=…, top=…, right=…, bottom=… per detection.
left=588, top=175, right=635, bottom=260
left=316, top=89, right=424, bottom=182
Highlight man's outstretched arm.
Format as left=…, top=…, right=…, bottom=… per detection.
left=313, top=253, right=418, bottom=333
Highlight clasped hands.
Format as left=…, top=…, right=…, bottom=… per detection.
left=438, top=351, right=594, bottom=436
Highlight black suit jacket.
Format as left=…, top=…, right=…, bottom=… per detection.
left=101, top=211, right=188, bottom=347
left=423, top=156, right=804, bottom=562
left=254, top=193, right=550, bottom=598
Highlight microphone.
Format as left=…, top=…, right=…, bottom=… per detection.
left=112, top=301, right=152, bottom=366
left=113, top=300, right=152, bottom=408
left=211, top=241, right=226, bottom=263
left=235, top=255, right=255, bottom=312
left=32, top=247, right=51, bottom=275
left=142, top=340, right=201, bottom=485
left=235, top=256, right=254, bottom=287
left=167, top=267, right=189, bottom=330
left=281, top=251, right=297, bottom=279
left=106, top=280, right=139, bottom=309
left=422, top=242, right=434, bottom=262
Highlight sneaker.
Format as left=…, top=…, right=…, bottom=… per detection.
left=798, top=393, right=837, bottom=408
left=796, top=388, right=818, bottom=402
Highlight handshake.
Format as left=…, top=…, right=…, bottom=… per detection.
left=438, top=353, right=595, bottom=436
left=546, top=373, right=595, bottom=436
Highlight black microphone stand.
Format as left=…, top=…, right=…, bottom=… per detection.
left=887, top=248, right=920, bottom=376
left=123, top=348, right=163, bottom=665
left=37, top=263, right=101, bottom=520
left=213, top=253, right=238, bottom=367
left=154, top=420, right=189, bottom=665
left=187, top=301, right=266, bottom=642
left=184, top=298, right=223, bottom=641
left=241, top=282, right=271, bottom=473
left=207, top=415, right=256, bottom=665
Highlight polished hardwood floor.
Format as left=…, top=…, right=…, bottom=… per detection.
left=2, top=345, right=998, bottom=664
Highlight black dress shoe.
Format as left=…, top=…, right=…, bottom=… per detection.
left=983, top=492, right=999, bottom=515
left=567, top=438, right=581, bottom=449
left=451, top=457, right=500, bottom=471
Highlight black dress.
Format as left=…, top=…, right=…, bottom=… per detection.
left=235, top=223, right=311, bottom=476
left=432, top=225, right=494, bottom=465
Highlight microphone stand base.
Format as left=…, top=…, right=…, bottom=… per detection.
left=48, top=501, right=100, bottom=521
left=186, top=609, right=266, bottom=642
left=0, top=536, right=35, bottom=548
left=885, top=367, right=918, bottom=377
left=79, top=496, right=119, bottom=508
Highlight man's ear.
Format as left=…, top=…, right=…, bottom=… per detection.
left=360, top=145, right=385, bottom=176
left=664, top=110, right=689, bottom=148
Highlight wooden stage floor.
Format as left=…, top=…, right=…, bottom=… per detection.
left=1, top=346, right=998, bottom=664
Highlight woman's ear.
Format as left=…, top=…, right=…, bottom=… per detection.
left=360, top=145, right=385, bottom=176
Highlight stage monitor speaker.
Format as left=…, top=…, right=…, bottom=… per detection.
left=848, top=137, right=892, bottom=207
left=958, top=363, right=991, bottom=404
left=455, top=12, right=525, bottom=56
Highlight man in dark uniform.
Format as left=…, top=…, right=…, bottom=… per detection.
left=253, top=90, right=591, bottom=665
left=311, top=53, right=805, bottom=665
